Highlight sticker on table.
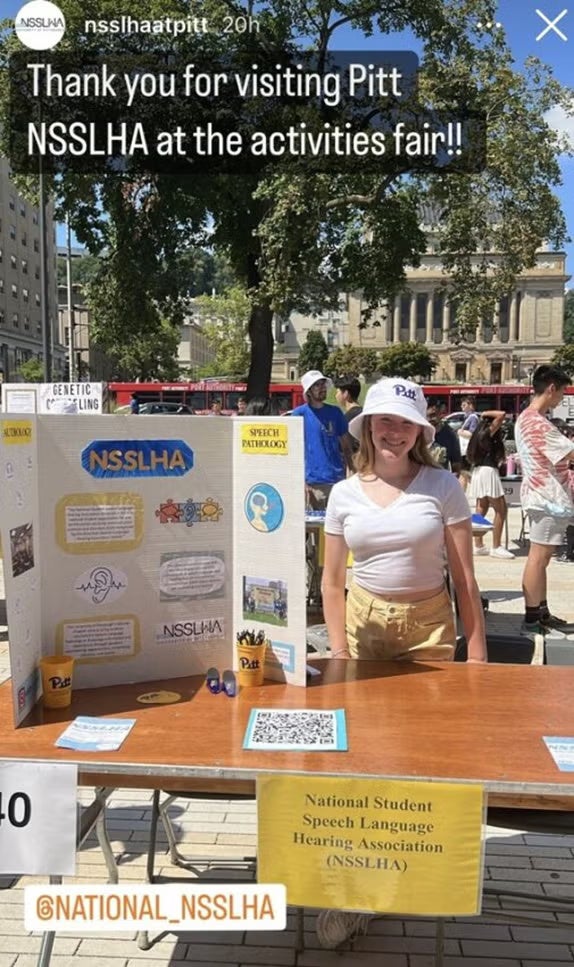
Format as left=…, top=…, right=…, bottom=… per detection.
left=241, top=423, right=288, bottom=455
left=56, top=615, right=140, bottom=662
left=244, top=483, right=284, bottom=533
left=265, top=641, right=295, bottom=674
left=1, top=420, right=33, bottom=445
left=74, top=565, right=128, bottom=605
left=243, top=576, right=288, bottom=626
left=137, top=690, right=182, bottom=705
left=82, top=439, right=194, bottom=478
left=9, top=522, right=34, bottom=578
left=55, top=493, right=144, bottom=554
left=159, top=552, right=225, bottom=601
left=155, top=616, right=225, bottom=645
left=155, top=496, right=223, bottom=526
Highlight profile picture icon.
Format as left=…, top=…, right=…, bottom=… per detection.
left=15, top=1, right=66, bottom=50
left=244, top=483, right=284, bottom=533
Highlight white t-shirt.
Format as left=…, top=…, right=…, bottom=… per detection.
left=324, top=466, right=471, bottom=594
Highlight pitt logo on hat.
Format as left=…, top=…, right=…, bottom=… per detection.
left=393, top=383, right=418, bottom=401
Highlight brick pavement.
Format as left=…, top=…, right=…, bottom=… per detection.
left=1, top=508, right=574, bottom=965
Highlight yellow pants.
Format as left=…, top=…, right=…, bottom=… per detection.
left=346, top=582, right=455, bottom=661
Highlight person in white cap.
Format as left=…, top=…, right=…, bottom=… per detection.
left=292, top=370, right=352, bottom=509
left=316, top=377, right=487, bottom=950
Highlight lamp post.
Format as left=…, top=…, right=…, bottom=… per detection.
left=66, top=217, right=75, bottom=381
left=38, top=160, right=52, bottom=382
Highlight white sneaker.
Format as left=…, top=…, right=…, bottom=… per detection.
left=490, top=547, right=515, bottom=559
left=316, top=910, right=373, bottom=948
left=474, top=546, right=489, bottom=556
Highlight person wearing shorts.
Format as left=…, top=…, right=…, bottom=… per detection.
left=467, top=410, right=514, bottom=559
left=515, top=365, right=574, bottom=636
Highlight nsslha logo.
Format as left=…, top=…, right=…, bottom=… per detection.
left=15, top=0, right=65, bottom=50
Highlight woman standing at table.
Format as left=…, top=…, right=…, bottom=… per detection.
left=467, top=411, right=514, bottom=559
left=317, top=378, right=487, bottom=950
left=321, top=378, right=487, bottom=664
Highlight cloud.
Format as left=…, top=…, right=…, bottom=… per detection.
left=545, top=103, right=574, bottom=150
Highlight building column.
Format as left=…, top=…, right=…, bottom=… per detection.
left=442, top=300, right=450, bottom=342
left=509, top=292, right=518, bottom=342
left=393, top=299, right=400, bottom=343
left=409, top=295, right=417, bottom=342
left=492, top=301, right=501, bottom=343
left=475, top=320, right=482, bottom=344
left=425, top=293, right=433, bottom=343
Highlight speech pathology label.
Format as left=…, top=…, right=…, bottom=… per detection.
left=257, top=776, right=484, bottom=916
left=241, top=424, right=288, bottom=455
left=81, top=439, right=194, bottom=478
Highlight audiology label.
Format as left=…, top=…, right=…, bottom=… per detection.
left=55, top=493, right=144, bottom=554
left=257, top=776, right=484, bottom=916
left=241, top=424, right=288, bottom=455
left=1, top=420, right=33, bottom=444
left=81, top=439, right=194, bottom=478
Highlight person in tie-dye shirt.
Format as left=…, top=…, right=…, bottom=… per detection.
left=515, top=365, right=574, bottom=636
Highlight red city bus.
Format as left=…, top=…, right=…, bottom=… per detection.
left=422, top=384, right=574, bottom=417
left=107, top=381, right=304, bottom=414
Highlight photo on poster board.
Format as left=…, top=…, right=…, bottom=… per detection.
left=243, top=576, right=288, bottom=626
left=9, top=522, right=34, bottom=577
left=244, top=483, right=284, bottom=533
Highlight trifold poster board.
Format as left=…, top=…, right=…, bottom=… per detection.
left=0, top=414, right=306, bottom=726
left=1, top=382, right=105, bottom=414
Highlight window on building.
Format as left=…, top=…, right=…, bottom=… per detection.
left=432, top=291, right=444, bottom=343
left=455, top=362, right=467, bottom=382
left=11, top=284, right=17, bottom=298
left=32, top=212, right=38, bottom=225
left=0, top=309, right=4, bottom=325
left=35, top=293, right=41, bottom=306
left=9, top=196, right=15, bottom=211
left=9, top=224, right=16, bottom=240
left=33, top=239, right=39, bottom=253
left=12, top=312, right=19, bottom=327
left=22, top=259, right=28, bottom=274
left=21, top=232, right=27, bottom=246
left=0, top=248, right=2, bottom=263
left=10, top=255, right=17, bottom=270
left=20, top=203, right=26, bottom=217
left=24, top=315, right=30, bottom=331
left=34, top=265, right=40, bottom=279
left=490, top=362, right=502, bottom=384
left=22, top=287, right=29, bottom=302
left=0, top=279, right=3, bottom=293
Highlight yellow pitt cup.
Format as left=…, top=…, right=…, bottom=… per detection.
left=40, top=655, right=75, bottom=709
left=236, top=640, right=267, bottom=687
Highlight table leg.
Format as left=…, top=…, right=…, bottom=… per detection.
left=37, top=875, right=60, bottom=967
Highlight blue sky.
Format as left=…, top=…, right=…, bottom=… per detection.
left=4, top=1, right=573, bottom=281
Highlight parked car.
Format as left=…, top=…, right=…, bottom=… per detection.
left=138, top=401, right=192, bottom=414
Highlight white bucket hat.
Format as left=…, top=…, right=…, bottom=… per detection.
left=348, top=378, right=435, bottom=445
left=301, top=370, right=332, bottom=395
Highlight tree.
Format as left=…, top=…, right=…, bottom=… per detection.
left=18, top=359, right=44, bottom=382
left=551, top=345, right=574, bottom=378
left=56, top=253, right=102, bottom=288
left=324, top=347, right=380, bottom=380
left=95, top=317, right=181, bottom=381
left=298, top=331, right=329, bottom=376
left=2, top=0, right=571, bottom=398
left=564, top=291, right=574, bottom=345
left=193, top=286, right=251, bottom=378
left=378, top=342, right=437, bottom=381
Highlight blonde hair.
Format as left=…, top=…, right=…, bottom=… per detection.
left=353, top=415, right=438, bottom=474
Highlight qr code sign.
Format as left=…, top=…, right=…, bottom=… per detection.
left=248, top=709, right=339, bottom=750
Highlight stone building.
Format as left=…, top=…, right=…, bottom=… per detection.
left=0, top=157, right=65, bottom=382
left=348, top=248, right=569, bottom=384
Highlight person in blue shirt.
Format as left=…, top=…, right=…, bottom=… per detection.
left=130, top=394, right=140, bottom=414
left=292, top=370, right=352, bottom=509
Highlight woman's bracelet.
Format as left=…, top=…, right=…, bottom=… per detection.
left=331, top=648, right=350, bottom=657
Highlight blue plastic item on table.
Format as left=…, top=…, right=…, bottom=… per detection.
left=472, top=513, right=493, bottom=528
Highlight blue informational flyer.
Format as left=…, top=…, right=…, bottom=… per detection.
left=243, top=708, right=347, bottom=751
left=56, top=716, right=136, bottom=752
left=543, top=737, right=574, bottom=772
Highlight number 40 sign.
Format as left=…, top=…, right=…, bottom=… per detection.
left=0, top=762, right=78, bottom=875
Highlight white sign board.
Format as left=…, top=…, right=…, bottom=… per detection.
left=0, top=762, right=77, bottom=874
left=552, top=397, right=574, bottom=422
left=1, top=383, right=104, bottom=414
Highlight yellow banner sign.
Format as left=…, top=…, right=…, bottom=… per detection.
left=257, top=776, right=484, bottom=916
left=241, top=423, right=288, bottom=455
left=1, top=420, right=33, bottom=445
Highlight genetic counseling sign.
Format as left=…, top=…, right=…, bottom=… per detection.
left=257, top=776, right=485, bottom=916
